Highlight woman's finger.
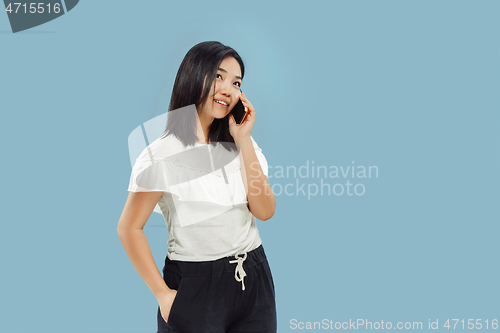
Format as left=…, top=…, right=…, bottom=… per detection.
left=239, top=92, right=256, bottom=116
left=241, top=100, right=254, bottom=112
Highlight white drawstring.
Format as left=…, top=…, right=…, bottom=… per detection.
left=229, top=251, right=248, bottom=291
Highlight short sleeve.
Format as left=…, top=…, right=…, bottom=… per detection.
left=127, top=151, right=213, bottom=194
left=127, top=158, right=169, bottom=192
left=251, top=136, right=269, bottom=178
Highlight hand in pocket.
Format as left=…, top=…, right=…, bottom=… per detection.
left=157, top=289, right=178, bottom=323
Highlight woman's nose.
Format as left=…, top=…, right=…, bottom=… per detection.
left=219, top=82, right=232, bottom=95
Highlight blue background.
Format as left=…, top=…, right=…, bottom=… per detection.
left=1, top=0, right=499, bottom=332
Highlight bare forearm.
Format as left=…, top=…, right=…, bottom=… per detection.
left=117, top=228, right=171, bottom=299
left=237, top=137, right=276, bottom=220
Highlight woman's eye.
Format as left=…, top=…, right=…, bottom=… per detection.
left=234, top=82, right=241, bottom=87
left=216, top=74, right=222, bottom=79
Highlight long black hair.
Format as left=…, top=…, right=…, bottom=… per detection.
left=160, top=41, right=245, bottom=151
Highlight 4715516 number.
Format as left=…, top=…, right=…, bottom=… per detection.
left=5, top=2, right=61, bottom=14
left=443, top=319, right=498, bottom=330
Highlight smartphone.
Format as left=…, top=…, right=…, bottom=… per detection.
left=230, top=89, right=249, bottom=126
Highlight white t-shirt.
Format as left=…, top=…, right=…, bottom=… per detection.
left=127, top=133, right=269, bottom=262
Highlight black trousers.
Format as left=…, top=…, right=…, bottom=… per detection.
left=157, top=244, right=277, bottom=333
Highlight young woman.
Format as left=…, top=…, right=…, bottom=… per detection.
left=117, top=41, right=277, bottom=333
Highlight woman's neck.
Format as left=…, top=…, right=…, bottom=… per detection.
left=196, top=109, right=214, bottom=143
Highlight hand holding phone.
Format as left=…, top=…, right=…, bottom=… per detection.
left=230, top=89, right=249, bottom=126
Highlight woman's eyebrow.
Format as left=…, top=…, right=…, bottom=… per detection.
left=218, top=67, right=242, bottom=81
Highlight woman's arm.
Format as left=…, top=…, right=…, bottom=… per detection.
left=117, top=191, right=171, bottom=299
left=237, top=137, right=276, bottom=221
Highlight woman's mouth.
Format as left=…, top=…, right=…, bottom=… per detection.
left=214, top=99, right=229, bottom=107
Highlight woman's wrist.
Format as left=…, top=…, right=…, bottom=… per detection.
left=155, top=287, right=173, bottom=300
left=234, top=136, right=252, bottom=149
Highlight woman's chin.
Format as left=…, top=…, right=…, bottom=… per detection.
left=212, top=111, right=231, bottom=119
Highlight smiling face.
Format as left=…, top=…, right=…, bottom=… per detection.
left=198, top=56, right=243, bottom=120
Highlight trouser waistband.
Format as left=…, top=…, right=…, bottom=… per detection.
left=163, top=245, right=267, bottom=291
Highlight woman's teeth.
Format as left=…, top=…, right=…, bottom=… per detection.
left=215, top=100, right=228, bottom=106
